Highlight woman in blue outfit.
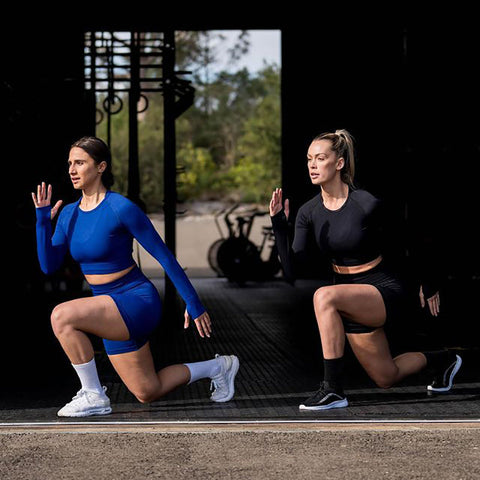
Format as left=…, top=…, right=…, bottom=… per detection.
left=270, top=129, right=462, bottom=411
left=32, top=136, right=239, bottom=417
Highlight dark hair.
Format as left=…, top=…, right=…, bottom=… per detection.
left=312, top=129, right=355, bottom=187
left=70, top=136, right=115, bottom=188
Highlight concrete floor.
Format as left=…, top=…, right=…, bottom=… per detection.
left=1, top=423, right=479, bottom=480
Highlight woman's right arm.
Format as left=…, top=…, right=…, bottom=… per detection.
left=32, top=182, right=67, bottom=275
left=270, top=188, right=310, bottom=284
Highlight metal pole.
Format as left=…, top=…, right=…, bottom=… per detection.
left=128, top=31, right=144, bottom=210
left=162, top=30, right=177, bottom=314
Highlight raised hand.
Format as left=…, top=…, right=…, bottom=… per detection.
left=269, top=187, right=289, bottom=219
left=31, top=182, right=63, bottom=219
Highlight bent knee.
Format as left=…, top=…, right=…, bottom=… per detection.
left=131, top=385, right=160, bottom=404
left=313, top=286, right=337, bottom=310
left=375, top=379, right=394, bottom=389
left=135, top=393, right=153, bottom=404
left=372, top=372, right=397, bottom=389
left=50, top=303, right=76, bottom=336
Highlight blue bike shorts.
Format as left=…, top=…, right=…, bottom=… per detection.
left=89, top=266, right=162, bottom=355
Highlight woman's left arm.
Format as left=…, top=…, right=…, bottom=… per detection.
left=372, top=194, right=441, bottom=317
left=119, top=200, right=211, bottom=336
left=408, top=208, right=442, bottom=317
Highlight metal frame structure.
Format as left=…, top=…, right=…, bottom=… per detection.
left=84, top=30, right=195, bottom=306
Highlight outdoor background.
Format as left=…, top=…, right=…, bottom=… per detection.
left=92, top=30, right=281, bottom=276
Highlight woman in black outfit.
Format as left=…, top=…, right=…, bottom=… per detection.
left=270, top=129, right=462, bottom=410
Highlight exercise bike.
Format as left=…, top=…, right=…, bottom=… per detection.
left=207, top=204, right=281, bottom=284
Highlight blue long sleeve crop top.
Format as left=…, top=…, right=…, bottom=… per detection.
left=35, top=190, right=205, bottom=319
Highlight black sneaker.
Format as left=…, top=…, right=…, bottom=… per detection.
left=427, top=354, right=462, bottom=393
left=299, top=383, right=348, bottom=411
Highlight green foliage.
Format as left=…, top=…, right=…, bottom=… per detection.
left=176, top=63, right=281, bottom=204
left=234, top=65, right=282, bottom=202
left=177, top=142, right=218, bottom=200
left=138, top=104, right=164, bottom=212
left=95, top=32, right=281, bottom=211
left=96, top=94, right=165, bottom=211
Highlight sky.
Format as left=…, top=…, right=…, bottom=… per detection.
left=85, top=30, right=281, bottom=91
left=209, top=30, right=281, bottom=73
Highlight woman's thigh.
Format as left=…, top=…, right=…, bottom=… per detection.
left=346, top=329, right=398, bottom=388
left=316, top=284, right=387, bottom=328
left=52, top=295, right=130, bottom=341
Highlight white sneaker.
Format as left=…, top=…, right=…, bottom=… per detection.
left=57, top=386, right=112, bottom=417
left=210, top=354, right=239, bottom=403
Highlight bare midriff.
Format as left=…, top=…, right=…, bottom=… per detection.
left=84, top=264, right=136, bottom=285
left=332, top=255, right=383, bottom=275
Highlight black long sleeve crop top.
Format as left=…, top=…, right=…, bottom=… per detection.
left=271, top=188, right=440, bottom=298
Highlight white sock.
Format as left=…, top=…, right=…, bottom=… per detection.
left=184, top=357, right=222, bottom=384
left=72, top=358, right=104, bottom=394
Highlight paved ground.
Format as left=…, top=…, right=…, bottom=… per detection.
left=1, top=423, right=479, bottom=479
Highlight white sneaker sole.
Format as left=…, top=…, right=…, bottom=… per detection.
left=299, top=398, right=348, bottom=411
left=57, top=406, right=112, bottom=418
left=211, top=355, right=240, bottom=403
left=427, top=355, right=462, bottom=393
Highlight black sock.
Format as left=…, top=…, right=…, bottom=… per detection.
left=422, top=349, right=451, bottom=370
left=323, top=357, right=344, bottom=393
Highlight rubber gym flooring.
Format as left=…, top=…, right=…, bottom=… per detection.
left=1, top=276, right=478, bottom=424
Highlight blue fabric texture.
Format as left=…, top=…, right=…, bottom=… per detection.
left=35, top=190, right=205, bottom=320
left=90, top=266, right=162, bottom=355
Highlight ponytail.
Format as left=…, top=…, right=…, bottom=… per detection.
left=312, top=129, right=356, bottom=187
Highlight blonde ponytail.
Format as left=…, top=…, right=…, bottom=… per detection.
left=312, top=129, right=356, bottom=187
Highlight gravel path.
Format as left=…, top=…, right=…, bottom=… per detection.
left=1, top=424, right=479, bottom=479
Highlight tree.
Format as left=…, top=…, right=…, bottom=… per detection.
left=227, top=65, right=282, bottom=203
left=94, top=31, right=281, bottom=209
